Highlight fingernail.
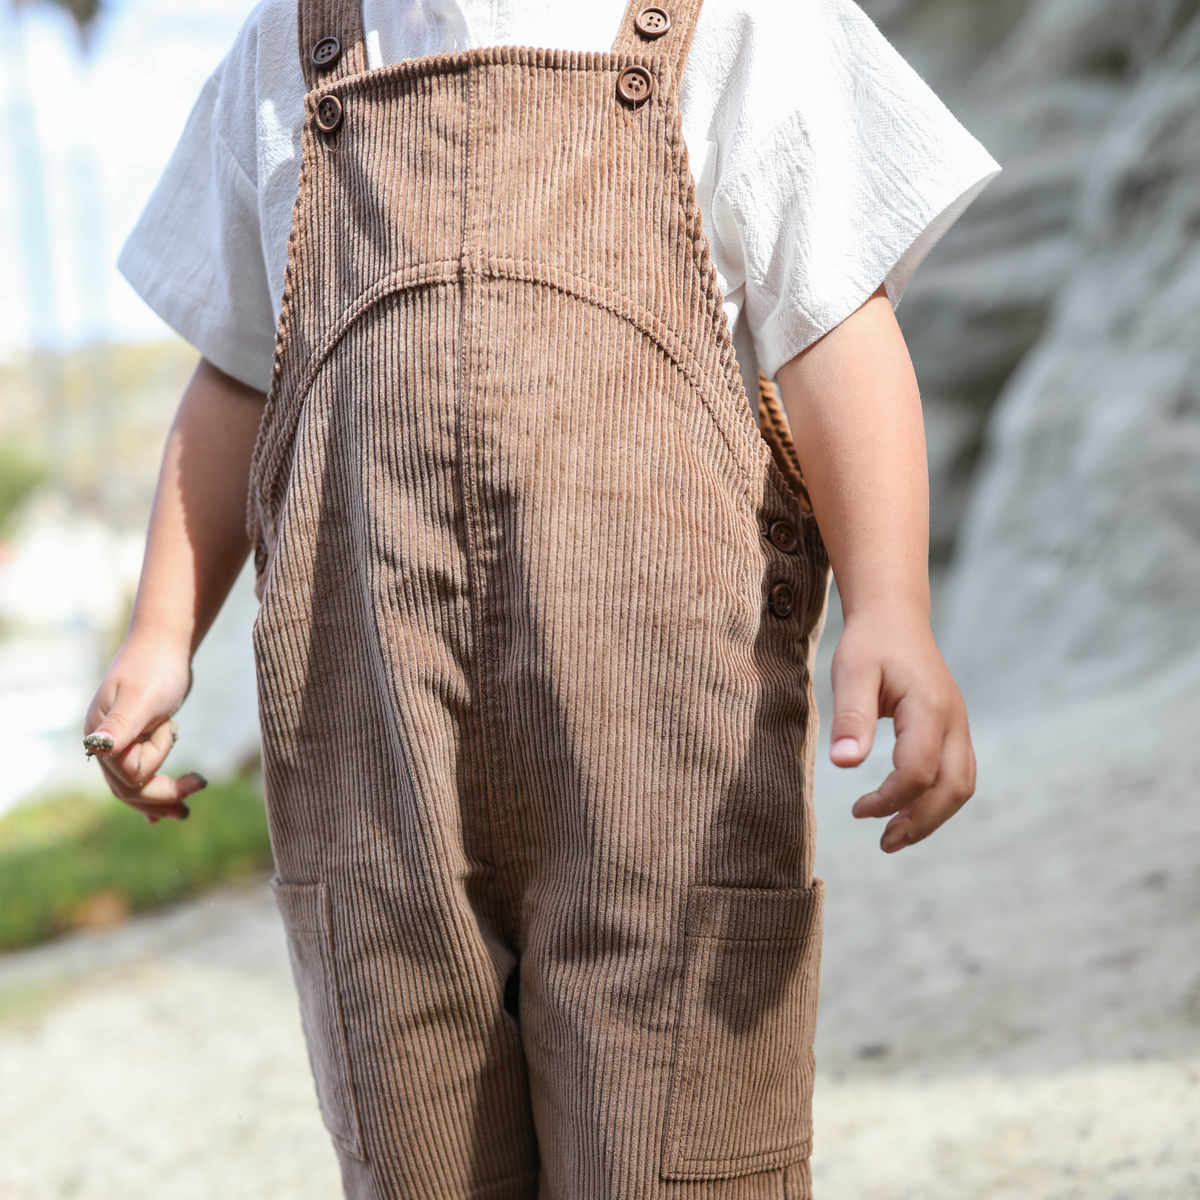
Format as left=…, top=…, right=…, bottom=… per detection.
left=190, top=773, right=208, bottom=790
left=178, top=805, right=191, bottom=820
left=84, top=733, right=115, bottom=758
left=831, top=737, right=860, bottom=761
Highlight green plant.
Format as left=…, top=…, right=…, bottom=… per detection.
left=0, top=780, right=275, bottom=952
left=0, top=445, right=46, bottom=538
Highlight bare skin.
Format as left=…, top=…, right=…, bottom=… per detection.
left=778, top=286, right=975, bottom=851
left=84, top=358, right=265, bottom=821
left=85, top=289, right=974, bottom=849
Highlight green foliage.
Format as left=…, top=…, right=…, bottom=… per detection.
left=0, top=780, right=274, bottom=952
left=0, top=446, right=46, bottom=539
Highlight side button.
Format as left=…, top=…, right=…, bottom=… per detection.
left=768, top=582, right=795, bottom=620
left=768, top=520, right=799, bottom=554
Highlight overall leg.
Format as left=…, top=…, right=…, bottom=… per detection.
left=460, top=283, right=825, bottom=1199
left=256, top=287, right=540, bottom=1200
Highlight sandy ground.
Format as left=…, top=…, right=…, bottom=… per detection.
left=3, top=644, right=1200, bottom=1197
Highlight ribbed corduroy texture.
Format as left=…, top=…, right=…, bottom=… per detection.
left=249, top=2, right=830, bottom=1196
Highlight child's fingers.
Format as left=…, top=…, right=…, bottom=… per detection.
left=101, top=719, right=179, bottom=790
left=878, top=726, right=975, bottom=852
left=84, top=684, right=178, bottom=790
left=851, top=691, right=946, bottom=819
left=829, top=651, right=881, bottom=767
left=83, top=684, right=117, bottom=744
left=97, top=762, right=207, bottom=822
left=84, top=691, right=151, bottom=759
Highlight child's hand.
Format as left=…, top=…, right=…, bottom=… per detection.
left=776, top=287, right=977, bottom=855
left=79, top=357, right=264, bottom=824
left=828, top=607, right=975, bottom=852
left=83, top=634, right=206, bottom=822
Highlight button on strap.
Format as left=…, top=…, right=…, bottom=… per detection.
left=635, top=7, right=671, bottom=38
left=612, top=0, right=705, bottom=96
left=311, top=36, right=342, bottom=70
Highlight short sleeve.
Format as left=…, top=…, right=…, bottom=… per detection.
left=685, top=0, right=1001, bottom=379
left=117, top=3, right=294, bottom=393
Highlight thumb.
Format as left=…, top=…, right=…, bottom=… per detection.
left=829, top=643, right=881, bottom=768
left=84, top=685, right=161, bottom=759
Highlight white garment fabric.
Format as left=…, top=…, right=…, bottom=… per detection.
left=119, top=0, right=999, bottom=393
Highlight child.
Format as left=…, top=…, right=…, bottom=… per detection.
left=85, top=1, right=994, bottom=1195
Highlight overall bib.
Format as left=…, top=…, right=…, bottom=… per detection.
left=247, top=1, right=830, bottom=1195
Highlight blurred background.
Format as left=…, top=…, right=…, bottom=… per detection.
left=0, top=0, right=1197, bottom=1196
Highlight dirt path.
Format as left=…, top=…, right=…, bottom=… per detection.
left=0, top=884, right=342, bottom=1200
left=3, top=667, right=1200, bottom=1198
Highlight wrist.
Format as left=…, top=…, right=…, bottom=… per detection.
left=120, top=620, right=195, bottom=665
left=838, top=592, right=931, bottom=628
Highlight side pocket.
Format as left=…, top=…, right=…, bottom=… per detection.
left=661, top=881, right=825, bottom=1181
left=272, top=879, right=367, bottom=1161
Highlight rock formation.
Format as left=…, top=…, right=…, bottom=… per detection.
left=864, top=0, right=1200, bottom=712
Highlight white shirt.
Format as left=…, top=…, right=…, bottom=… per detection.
left=119, top=0, right=999, bottom=393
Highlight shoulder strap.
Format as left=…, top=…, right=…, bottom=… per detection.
left=298, top=0, right=367, bottom=90
left=612, top=0, right=706, bottom=82
left=757, top=373, right=814, bottom=512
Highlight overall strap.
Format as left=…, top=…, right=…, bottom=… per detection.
left=612, top=0, right=706, bottom=81
left=298, top=0, right=367, bottom=90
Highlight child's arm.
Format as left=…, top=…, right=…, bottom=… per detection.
left=777, top=287, right=976, bottom=853
left=83, top=359, right=267, bottom=820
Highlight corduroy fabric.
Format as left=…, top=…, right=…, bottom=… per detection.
left=249, top=2, right=830, bottom=1196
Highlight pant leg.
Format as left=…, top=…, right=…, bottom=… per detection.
left=257, top=290, right=540, bottom=1199
left=465, top=287, right=826, bottom=1199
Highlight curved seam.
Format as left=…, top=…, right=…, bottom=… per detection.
left=292, top=258, right=463, bottom=399
left=480, top=258, right=752, bottom=486
left=287, top=258, right=757, bottom=498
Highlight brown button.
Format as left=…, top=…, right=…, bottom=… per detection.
left=311, top=36, right=342, bottom=70
left=315, top=94, right=343, bottom=134
left=769, top=582, right=795, bottom=619
left=617, top=65, right=654, bottom=106
left=634, top=7, right=672, bottom=38
left=769, top=520, right=799, bottom=554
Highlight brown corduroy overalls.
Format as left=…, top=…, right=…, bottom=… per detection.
left=246, top=1, right=830, bottom=1196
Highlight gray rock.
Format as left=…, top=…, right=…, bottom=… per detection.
left=859, top=0, right=1200, bottom=707
left=943, top=9, right=1200, bottom=710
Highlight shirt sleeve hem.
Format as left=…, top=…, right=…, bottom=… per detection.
left=756, top=164, right=1002, bottom=380
left=117, top=245, right=275, bottom=393
left=884, top=168, right=1002, bottom=307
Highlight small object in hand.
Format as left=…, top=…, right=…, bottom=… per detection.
left=169, top=720, right=180, bottom=746
left=84, top=733, right=115, bottom=758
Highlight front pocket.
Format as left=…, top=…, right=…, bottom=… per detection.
left=272, top=879, right=367, bottom=1160
left=660, top=881, right=825, bottom=1181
